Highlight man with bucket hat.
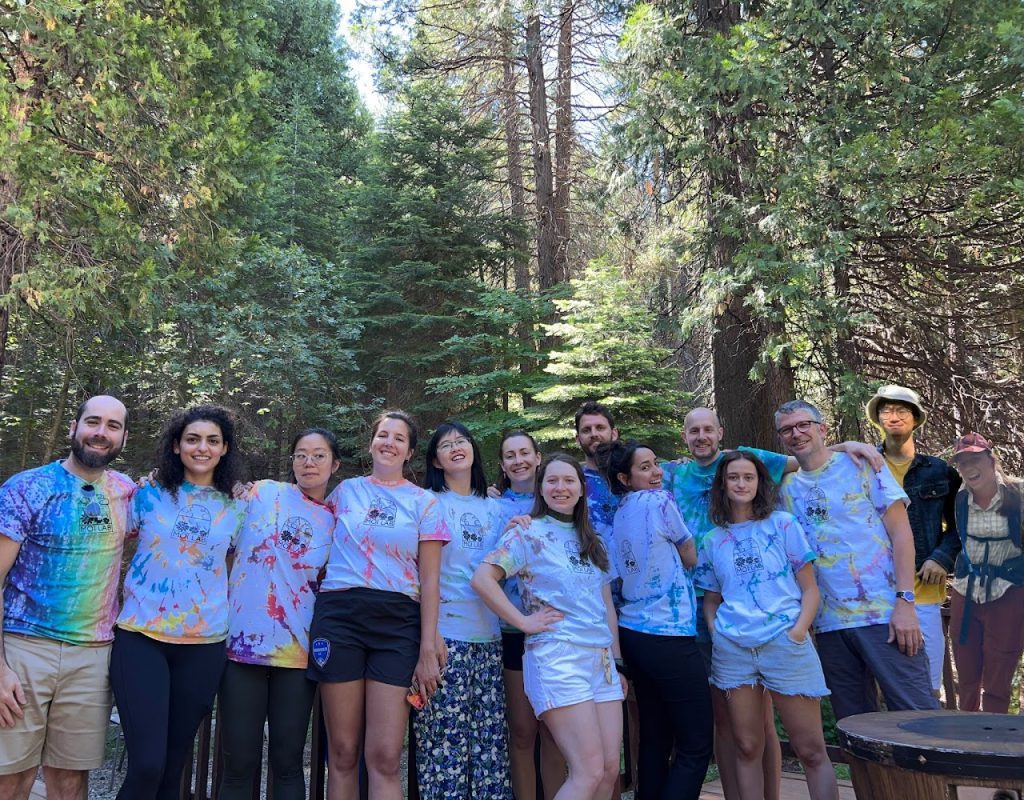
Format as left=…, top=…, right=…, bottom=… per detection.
left=949, top=432, right=1024, bottom=712
left=866, top=385, right=961, bottom=695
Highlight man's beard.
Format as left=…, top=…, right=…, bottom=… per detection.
left=71, top=435, right=123, bottom=469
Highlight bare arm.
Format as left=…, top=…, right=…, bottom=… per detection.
left=882, top=502, right=923, bottom=656
left=831, top=441, right=885, bottom=472
left=0, top=535, right=26, bottom=727
left=414, top=540, right=443, bottom=699
left=702, top=590, right=723, bottom=637
left=788, top=563, right=819, bottom=642
left=675, top=538, right=697, bottom=569
left=471, top=563, right=564, bottom=633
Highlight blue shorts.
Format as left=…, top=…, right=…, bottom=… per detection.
left=710, top=629, right=830, bottom=698
left=523, top=639, right=624, bottom=716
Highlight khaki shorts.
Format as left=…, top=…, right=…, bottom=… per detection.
left=0, top=634, right=112, bottom=773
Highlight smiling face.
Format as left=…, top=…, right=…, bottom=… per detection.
left=500, top=434, right=541, bottom=491
left=433, top=429, right=474, bottom=477
left=369, top=417, right=412, bottom=476
left=69, top=395, right=128, bottom=471
left=776, top=410, right=827, bottom=465
left=540, top=459, right=583, bottom=516
left=619, top=447, right=663, bottom=491
left=174, top=420, right=227, bottom=486
left=576, top=413, right=618, bottom=459
left=877, top=401, right=917, bottom=438
left=725, top=458, right=759, bottom=508
left=683, top=408, right=723, bottom=466
left=291, top=433, right=340, bottom=496
left=954, top=451, right=998, bottom=496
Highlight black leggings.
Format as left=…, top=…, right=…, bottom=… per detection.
left=110, top=628, right=227, bottom=800
left=218, top=660, right=318, bottom=800
left=619, top=626, right=713, bottom=800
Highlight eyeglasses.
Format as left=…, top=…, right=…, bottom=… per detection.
left=777, top=419, right=817, bottom=439
left=437, top=437, right=470, bottom=454
left=292, top=452, right=331, bottom=464
left=878, top=407, right=913, bottom=419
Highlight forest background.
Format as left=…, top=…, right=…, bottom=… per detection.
left=1, top=0, right=1023, bottom=482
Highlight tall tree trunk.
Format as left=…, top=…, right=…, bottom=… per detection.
left=501, top=18, right=530, bottom=293
left=525, top=11, right=559, bottom=291
left=832, top=257, right=864, bottom=440
left=553, top=0, right=572, bottom=281
left=43, top=353, right=73, bottom=463
left=706, top=0, right=793, bottom=449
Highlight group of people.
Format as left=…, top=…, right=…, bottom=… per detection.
left=0, top=388, right=1019, bottom=800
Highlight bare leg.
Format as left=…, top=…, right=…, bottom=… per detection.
left=761, top=693, right=783, bottom=800
left=771, top=693, right=838, bottom=800
left=505, top=667, right=539, bottom=800
left=363, top=681, right=410, bottom=800
left=541, top=702, right=610, bottom=800
left=41, top=767, right=88, bottom=800
left=539, top=722, right=567, bottom=800
left=320, top=681, right=365, bottom=800
left=723, top=685, right=766, bottom=800
left=0, top=768, right=37, bottom=800
left=710, top=686, right=741, bottom=798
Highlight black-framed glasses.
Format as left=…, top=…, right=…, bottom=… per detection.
left=777, top=419, right=817, bottom=438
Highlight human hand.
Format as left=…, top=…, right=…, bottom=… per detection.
left=435, top=632, right=448, bottom=671
left=487, top=485, right=501, bottom=500
left=231, top=481, right=255, bottom=501
left=786, top=626, right=809, bottom=644
left=0, top=663, right=26, bottom=728
left=887, top=601, right=923, bottom=656
left=519, top=606, right=565, bottom=635
left=414, top=648, right=443, bottom=703
left=842, top=441, right=885, bottom=472
left=917, top=559, right=947, bottom=585
left=504, top=514, right=532, bottom=532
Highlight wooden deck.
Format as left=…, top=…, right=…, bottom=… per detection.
left=699, top=773, right=857, bottom=799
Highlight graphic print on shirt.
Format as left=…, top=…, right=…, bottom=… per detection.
left=364, top=494, right=397, bottom=527
left=803, top=486, right=829, bottom=522
left=460, top=512, right=485, bottom=549
left=281, top=515, right=313, bottom=556
left=173, top=504, right=212, bottom=543
left=79, top=487, right=113, bottom=535
left=733, top=538, right=764, bottom=575
left=619, top=539, right=641, bottom=574
left=564, top=540, right=593, bottom=573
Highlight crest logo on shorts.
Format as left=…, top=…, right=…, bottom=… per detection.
left=312, top=638, right=331, bottom=668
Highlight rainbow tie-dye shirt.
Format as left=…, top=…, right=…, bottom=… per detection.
left=321, top=477, right=450, bottom=601
left=227, top=481, right=335, bottom=668
left=117, top=482, right=246, bottom=643
left=0, top=461, right=135, bottom=644
left=779, top=454, right=909, bottom=633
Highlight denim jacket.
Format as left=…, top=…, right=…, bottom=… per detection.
left=880, top=445, right=961, bottom=571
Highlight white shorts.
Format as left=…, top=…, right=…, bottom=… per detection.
left=523, top=638, right=624, bottom=716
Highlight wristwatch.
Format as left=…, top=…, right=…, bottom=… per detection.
left=896, top=590, right=916, bottom=604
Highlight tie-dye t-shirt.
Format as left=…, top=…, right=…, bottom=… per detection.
left=117, top=482, right=246, bottom=643
left=583, top=465, right=619, bottom=546
left=434, top=491, right=503, bottom=643
left=321, top=477, right=450, bottom=601
left=694, top=511, right=816, bottom=647
left=227, top=481, right=335, bottom=668
left=496, top=489, right=533, bottom=631
left=779, top=454, right=909, bottom=633
left=610, top=489, right=696, bottom=636
left=0, top=461, right=135, bottom=645
left=484, top=516, right=614, bottom=649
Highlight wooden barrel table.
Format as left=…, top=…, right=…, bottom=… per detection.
left=838, top=710, right=1024, bottom=799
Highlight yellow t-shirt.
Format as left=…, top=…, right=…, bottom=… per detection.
left=884, top=453, right=945, bottom=605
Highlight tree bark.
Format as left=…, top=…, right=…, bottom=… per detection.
left=501, top=17, right=530, bottom=293
left=553, top=0, right=573, bottom=281
left=525, top=11, right=560, bottom=291
left=42, top=355, right=72, bottom=463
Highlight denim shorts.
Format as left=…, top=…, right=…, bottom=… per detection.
left=523, top=638, right=624, bottom=716
left=710, top=629, right=830, bottom=697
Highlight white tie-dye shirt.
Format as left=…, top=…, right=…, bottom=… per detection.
left=695, top=511, right=816, bottom=647
left=779, top=454, right=909, bottom=633
left=118, top=482, right=246, bottom=643
left=610, top=489, right=696, bottom=636
left=227, top=481, right=335, bottom=668
left=321, top=477, right=450, bottom=601
left=433, top=491, right=503, bottom=642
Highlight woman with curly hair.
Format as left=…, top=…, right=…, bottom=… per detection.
left=110, top=405, right=247, bottom=800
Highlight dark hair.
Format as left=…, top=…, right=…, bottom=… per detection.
left=600, top=439, right=647, bottom=496
left=530, top=453, right=609, bottom=571
left=156, top=405, right=242, bottom=497
left=75, top=395, right=129, bottom=433
left=370, top=410, right=418, bottom=455
left=495, top=430, right=540, bottom=493
left=877, top=399, right=922, bottom=423
left=574, top=401, right=615, bottom=433
left=708, top=451, right=777, bottom=527
left=289, top=428, right=341, bottom=482
left=422, top=421, right=488, bottom=497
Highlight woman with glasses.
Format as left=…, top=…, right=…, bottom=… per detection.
left=218, top=428, right=342, bottom=800
left=414, top=422, right=512, bottom=799
left=309, top=410, right=450, bottom=800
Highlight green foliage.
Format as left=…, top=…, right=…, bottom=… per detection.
left=531, top=259, right=688, bottom=453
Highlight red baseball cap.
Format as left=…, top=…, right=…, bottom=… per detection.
left=953, top=432, right=993, bottom=456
